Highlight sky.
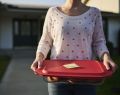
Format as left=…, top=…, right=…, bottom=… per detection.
left=0, top=0, right=119, bottom=13
left=0, top=0, right=65, bottom=6
left=87, top=0, right=119, bottom=13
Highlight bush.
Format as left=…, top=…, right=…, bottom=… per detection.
left=106, top=41, right=114, bottom=55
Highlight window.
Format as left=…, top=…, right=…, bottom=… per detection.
left=21, top=21, right=31, bottom=36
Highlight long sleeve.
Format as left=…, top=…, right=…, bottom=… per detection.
left=92, top=9, right=109, bottom=59
left=36, top=8, right=53, bottom=59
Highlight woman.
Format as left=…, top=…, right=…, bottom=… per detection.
left=31, top=0, right=117, bottom=95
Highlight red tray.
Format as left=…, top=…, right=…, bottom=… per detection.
left=35, top=60, right=113, bottom=79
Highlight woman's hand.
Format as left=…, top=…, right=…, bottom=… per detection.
left=31, top=52, right=44, bottom=74
left=102, top=52, right=117, bottom=71
left=47, top=76, right=59, bottom=82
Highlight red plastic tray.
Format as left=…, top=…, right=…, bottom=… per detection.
left=35, top=60, right=113, bottom=79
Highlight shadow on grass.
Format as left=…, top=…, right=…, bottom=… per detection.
left=97, top=55, right=120, bottom=95
left=0, top=55, right=11, bottom=82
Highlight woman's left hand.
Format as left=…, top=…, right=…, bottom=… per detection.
left=102, top=52, right=117, bottom=71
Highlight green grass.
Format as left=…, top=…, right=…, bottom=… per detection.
left=97, top=55, right=120, bottom=95
left=0, top=55, right=11, bottom=82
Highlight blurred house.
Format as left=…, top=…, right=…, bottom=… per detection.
left=0, top=0, right=120, bottom=51
left=0, top=2, right=49, bottom=49
left=85, top=0, right=120, bottom=51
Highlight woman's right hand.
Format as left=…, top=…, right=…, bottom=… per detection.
left=31, top=53, right=59, bottom=82
left=47, top=76, right=59, bottom=82
left=31, top=52, right=44, bottom=73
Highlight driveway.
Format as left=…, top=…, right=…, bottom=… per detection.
left=0, top=49, right=48, bottom=95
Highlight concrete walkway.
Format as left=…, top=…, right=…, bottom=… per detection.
left=0, top=49, right=48, bottom=95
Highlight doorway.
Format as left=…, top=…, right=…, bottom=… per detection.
left=13, top=19, right=39, bottom=47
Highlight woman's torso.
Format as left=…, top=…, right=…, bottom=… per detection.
left=49, top=6, right=99, bottom=60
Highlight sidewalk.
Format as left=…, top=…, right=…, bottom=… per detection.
left=0, top=49, right=48, bottom=95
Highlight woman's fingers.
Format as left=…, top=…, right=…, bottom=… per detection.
left=67, top=79, right=75, bottom=84
left=109, top=60, right=117, bottom=68
left=47, top=76, right=58, bottom=82
left=52, top=77, right=59, bottom=81
left=38, top=61, right=43, bottom=69
left=109, top=60, right=118, bottom=72
left=104, top=59, right=117, bottom=72
left=31, top=58, right=43, bottom=72
left=103, top=60, right=110, bottom=70
left=102, top=53, right=117, bottom=71
left=31, top=60, right=38, bottom=72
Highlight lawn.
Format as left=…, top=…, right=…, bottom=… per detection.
left=97, top=55, right=120, bottom=95
left=0, top=55, right=11, bottom=82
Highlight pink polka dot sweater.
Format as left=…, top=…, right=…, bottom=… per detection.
left=36, top=6, right=109, bottom=60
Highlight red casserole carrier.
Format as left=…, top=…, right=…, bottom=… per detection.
left=35, top=60, right=114, bottom=80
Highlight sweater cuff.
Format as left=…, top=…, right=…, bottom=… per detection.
left=36, top=47, right=49, bottom=60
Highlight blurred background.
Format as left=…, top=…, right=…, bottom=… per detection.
left=0, top=0, right=120, bottom=95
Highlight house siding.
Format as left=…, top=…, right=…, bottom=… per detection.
left=108, top=18, right=120, bottom=48
left=0, top=18, right=2, bottom=48
left=0, top=17, right=13, bottom=49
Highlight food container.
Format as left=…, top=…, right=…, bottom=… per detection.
left=35, top=60, right=114, bottom=84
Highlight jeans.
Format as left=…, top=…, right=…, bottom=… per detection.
left=48, top=82, right=96, bottom=95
